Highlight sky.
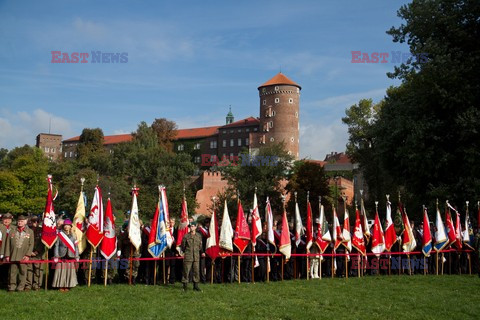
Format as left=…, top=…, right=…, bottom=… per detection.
left=0, top=0, right=411, bottom=160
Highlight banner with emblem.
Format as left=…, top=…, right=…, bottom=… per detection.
left=86, top=185, right=104, bottom=248
left=100, top=198, right=117, bottom=260
left=72, top=185, right=87, bottom=254
left=219, top=200, right=233, bottom=256
left=41, top=175, right=57, bottom=248
left=128, top=186, right=142, bottom=251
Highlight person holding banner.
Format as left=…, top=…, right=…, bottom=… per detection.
left=52, top=219, right=79, bottom=292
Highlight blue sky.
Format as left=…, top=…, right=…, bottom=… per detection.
left=0, top=0, right=411, bottom=159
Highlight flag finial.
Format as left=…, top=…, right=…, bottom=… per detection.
left=386, top=194, right=390, bottom=202
left=96, top=174, right=100, bottom=184
left=398, top=191, right=401, bottom=203
left=375, top=201, right=379, bottom=212
left=307, top=191, right=310, bottom=202
left=294, top=191, right=297, bottom=202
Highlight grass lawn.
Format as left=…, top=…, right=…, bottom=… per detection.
left=1, top=275, right=479, bottom=319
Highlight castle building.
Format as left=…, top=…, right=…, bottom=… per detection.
left=35, top=133, right=63, bottom=161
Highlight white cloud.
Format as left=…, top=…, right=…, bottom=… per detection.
left=299, top=121, right=348, bottom=160
left=0, top=109, right=76, bottom=150
left=306, top=88, right=387, bottom=111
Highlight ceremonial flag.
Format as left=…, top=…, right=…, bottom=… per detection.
left=401, top=207, right=416, bottom=252
left=86, top=185, right=104, bottom=248
left=463, top=206, right=473, bottom=249
left=100, top=198, right=117, bottom=260
left=279, top=209, right=291, bottom=260
left=360, top=197, right=371, bottom=240
left=371, top=209, right=385, bottom=257
left=384, top=199, right=397, bottom=251
left=454, top=210, right=462, bottom=250
left=352, top=206, right=366, bottom=256
left=219, top=200, right=234, bottom=256
left=176, top=196, right=189, bottom=255
left=294, top=199, right=304, bottom=247
left=233, top=200, right=251, bottom=254
left=434, top=207, right=448, bottom=252
left=422, top=207, right=433, bottom=257
left=342, top=206, right=352, bottom=252
left=251, top=192, right=262, bottom=247
left=206, top=209, right=220, bottom=260
left=333, top=207, right=343, bottom=250
left=72, top=189, right=87, bottom=254
left=128, top=187, right=142, bottom=251
left=265, top=197, right=276, bottom=252
left=148, top=190, right=167, bottom=257
left=305, top=199, right=313, bottom=251
left=445, top=205, right=456, bottom=246
left=477, top=202, right=480, bottom=230
left=394, top=204, right=405, bottom=237
left=159, top=186, right=174, bottom=249
left=41, top=175, right=57, bottom=248
left=315, top=202, right=331, bottom=253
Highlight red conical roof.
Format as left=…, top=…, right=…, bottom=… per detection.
left=258, top=72, right=301, bottom=90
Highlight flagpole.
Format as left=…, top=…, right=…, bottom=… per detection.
left=44, top=249, right=49, bottom=291
left=154, top=260, right=157, bottom=285
left=211, top=259, right=215, bottom=284
left=319, top=254, right=322, bottom=279
left=88, top=247, right=94, bottom=287
left=332, top=205, right=335, bottom=279
left=468, top=253, right=472, bottom=275
left=163, top=253, right=166, bottom=285
left=281, top=255, right=284, bottom=281
left=251, top=243, right=255, bottom=284
left=129, top=244, right=133, bottom=285
left=306, top=191, right=310, bottom=281
left=267, top=256, right=270, bottom=283
left=238, top=255, right=241, bottom=284
left=436, top=199, right=439, bottom=276
left=104, top=258, right=108, bottom=286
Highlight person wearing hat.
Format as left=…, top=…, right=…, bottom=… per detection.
left=52, top=219, right=79, bottom=292
left=0, top=213, right=14, bottom=287
left=25, top=216, right=45, bottom=291
left=181, top=220, right=204, bottom=292
left=4, top=214, right=34, bottom=292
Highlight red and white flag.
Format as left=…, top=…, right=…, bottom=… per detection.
left=233, top=200, right=251, bottom=254
left=294, top=199, right=304, bottom=247
left=305, top=199, right=313, bottom=251
left=206, top=209, right=220, bottom=260
left=445, top=204, right=456, bottom=246
left=251, top=192, right=262, bottom=247
left=100, top=198, right=117, bottom=260
left=265, top=197, right=276, bottom=252
left=352, top=206, right=366, bottom=256
left=401, top=207, right=417, bottom=252
left=333, top=207, right=343, bottom=250
left=176, top=196, right=189, bottom=255
left=86, top=185, right=104, bottom=248
left=371, top=209, right=385, bottom=257
left=315, top=202, right=331, bottom=253
left=342, top=206, right=352, bottom=252
left=454, top=210, right=463, bottom=250
left=360, top=197, right=371, bottom=240
left=41, top=175, right=58, bottom=248
left=384, top=199, right=397, bottom=251
left=279, top=209, right=291, bottom=260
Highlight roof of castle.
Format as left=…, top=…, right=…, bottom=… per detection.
left=258, top=72, right=301, bottom=90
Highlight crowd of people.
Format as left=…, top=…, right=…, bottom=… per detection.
left=0, top=211, right=479, bottom=293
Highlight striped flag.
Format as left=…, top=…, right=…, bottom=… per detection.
left=315, top=202, right=331, bottom=253
left=384, top=199, right=397, bottom=251
left=251, top=192, right=262, bottom=246
left=342, top=206, right=352, bottom=252
left=279, top=209, right=291, bottom=260
left=100, top=198, right=117, bottom=260
left=333, top=207, right=343, bottom=250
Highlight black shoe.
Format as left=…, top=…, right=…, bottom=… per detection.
left=183, top=283, right=188, bottom=292
left=193, top=283, right=202, bottom=292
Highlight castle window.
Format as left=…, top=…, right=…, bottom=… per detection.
left=275, top=86, right=279, bottom=91
left=44, top=147, right=49, bottom=152
left=245, top=138, right=249, bottom=146
left=238, top=129, right=242, bottom=133
left=268, top=121, right=273, bottom=129
left=210, top=141, right=217, bottom=149
left=263, top=123, right=269, bottom=132
left=69, top=151, right=73, bottom=157
left=265, top=107, right=272, bottom=118
left=230, top=139, right=234, bottom=147
left=291, top=137, right=295, bottom=142
left=270, top=137, right=275, bottom=142
left=64, top=152, right=67, bottom=158
left=246, top=128, right=250, bottom=133
left=262, top=88, right=266, bottom=93
left=259, top=135, right=266, bottom=144
left=238, top=138, right=242, bottom=146
left=272, top=110, right=276, bottom=117
left=275, top=98, right=280, bottom=103
left=222, top=130, right=226, bottom=134
left=51, top=148, right=56, bottom=153
left=178, top=144, right=184, bottom=151
left=222, top=140, right=227, bottom=147
left=289, top=98, right=293, bottom=104
left=230, top=153, right=234, bottom=160
left=263, top=100, right=266, bottom=106
left=194, top=143, right=201, bottom=150
left=230, top=130, right=234, bottom=133
left=194, top=156, right=201, bottom=164
left=295, top=112, right=298, bottom=118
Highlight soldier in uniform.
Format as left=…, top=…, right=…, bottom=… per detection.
left=0, top=213, right=14, bottom=287
left=181, top=221, right=204, bottom=291
left=119, top=221, right=141, bottom=284
left=26, top=216, right=45, bottom=290
left=4, top=215, right=34, bottom=292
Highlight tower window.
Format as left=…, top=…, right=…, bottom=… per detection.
left=297, top=88, right=300, bottom=93
left=289, top=98, right=293, bottom=104
left=272, top=110, right=276, bottom=117
left=263, top=123, right=269, bottom=132
left=295, top=112, right=298, bottom=118
left=265, top=107, right=272, bottom=118
left=270, top=137, right=275, bottom=142
left=238, top=129, right=242, bottom=133
left=246, top=128, right=250, bottom=133
left=291, top=137, right=295, bottom=142
left=275, top=98, right=280, bottom=103
left=275, top=86, right=279, bottom=91
left=263, top=100, right=266, bottom=106
left=194, top=156, right=201, bottom=163
left=268, top=121, right=273, bottom=129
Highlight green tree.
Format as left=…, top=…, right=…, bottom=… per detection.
left=0, top=171, right=23, bottom=213
left=151, top=118, right=178, bottom=152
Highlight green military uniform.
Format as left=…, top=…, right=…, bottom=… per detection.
left=5, top=224, right=34, bottom=291
left=475, top=231, right=480, bottom=277
left=26, top=225, right=45, bottom=290
left=181, top=229, right=203, bottom=289
left=0, top=218, right=13, bottom=287
left=119, top=230, right=140, bottom=283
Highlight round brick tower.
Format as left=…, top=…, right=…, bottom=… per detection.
left=257, top=72, right=301, bottom=159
